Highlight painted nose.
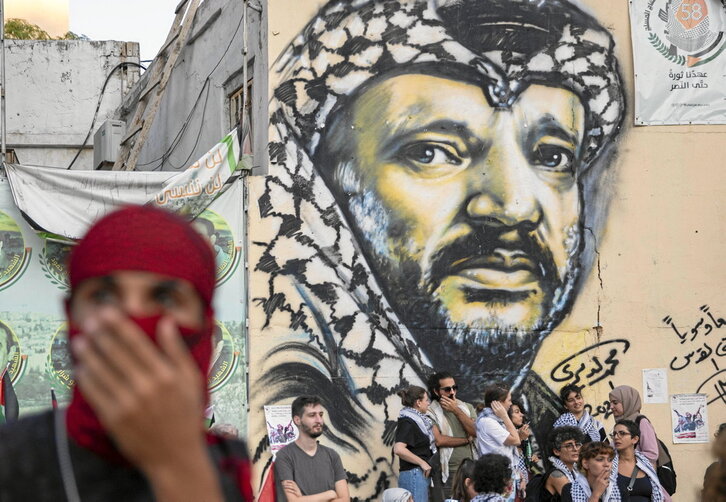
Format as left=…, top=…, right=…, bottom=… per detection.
left=465, top=141, right=543, bottom=229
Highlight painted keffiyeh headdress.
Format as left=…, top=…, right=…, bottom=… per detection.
left=253, top=0, right=625, bottom=499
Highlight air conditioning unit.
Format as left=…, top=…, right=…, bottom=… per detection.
left=93, top=120, right=125, bottom=170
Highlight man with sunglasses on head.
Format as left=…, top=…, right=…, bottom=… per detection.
left=426, top=372, right=477, bottom=501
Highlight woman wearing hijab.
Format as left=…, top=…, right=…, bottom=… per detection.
left=394, top=385, right=437, bottom=502
left=554, top=384, right=606, bottom=443
left=562, top=441, right=621, bottom=502
left=610, top=420, right=669, bottom=502
left=608, top=386, right=659, bottom=467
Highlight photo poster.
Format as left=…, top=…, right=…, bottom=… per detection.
left=0, top=173, right=247, bottom=433
left=264, top=405, right=298, bottom=456
left=642, top=368, right=669, bottom=403
left=670, top=393, right=709, bottom=443
left=628, top=0, right=726, bottom=125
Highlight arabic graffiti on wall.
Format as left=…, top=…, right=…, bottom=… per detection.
left=664, top=304, right=726, bottom=405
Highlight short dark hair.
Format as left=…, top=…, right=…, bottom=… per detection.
left=483, top=383, right=510, bottom=408
left=472, top=454, right=512, bottom=494
left=398, top=385, right=428, bottom=408
left=614, top=419, right=640, bottom=445
left=717, top=423, right=726, bottom=438
left=548, top=426, right=586, bottom=456
left=559, top=384, right=583, bottom=405
left=291, top=395, right=322, bottom=418
left=427, top=371, right=453, bottom=400
left=451, top=458, right=477, bottom=502
left=578, top=441, right=615, bottom=470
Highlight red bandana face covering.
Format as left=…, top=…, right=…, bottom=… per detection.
left=64, top=206, right=217, bottom=462
left=65, top=314, right=214, bottom=463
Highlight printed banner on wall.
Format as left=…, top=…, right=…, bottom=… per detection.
left=629, top=0, right=726, bottom=124
left=4, top=129, right=247, bottom=240
left=670, top=393, right=709, bottom=443
left=0, top=165, right=247, bottom=432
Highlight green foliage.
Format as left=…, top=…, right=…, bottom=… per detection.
left=4, top=18, right=88, bottom=41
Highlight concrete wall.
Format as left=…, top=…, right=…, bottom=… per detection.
left=5, top=39, right=139, bottom=169
left=248, top=0, right=726, bottom=500
left=124, top=0, right=267, bottom=173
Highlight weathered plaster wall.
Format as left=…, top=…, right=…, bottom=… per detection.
left=127, top=0, right=267, bottom=173
left=249, top=0, right=725, bottom=500
left=6, top=40, right=139, bottom=169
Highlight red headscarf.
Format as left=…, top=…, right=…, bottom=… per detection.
left=65, top=205, right=216, bottom=459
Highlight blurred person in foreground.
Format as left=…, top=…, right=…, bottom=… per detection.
left=0, top=205, right=252, bottom=501
left=702, top=423, right=726, bottom=502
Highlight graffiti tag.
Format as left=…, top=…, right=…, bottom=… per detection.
left=550, top=339, right=630, bottom=388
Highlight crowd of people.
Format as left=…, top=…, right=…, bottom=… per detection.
left=384, top=372, right=723, bottom=502
left=274, top=372, right=726, bottom=502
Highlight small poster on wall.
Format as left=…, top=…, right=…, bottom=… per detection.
left=264, top=405, right=298, bottom=457
left=643, top=368, right=669, bottom=403
left=670, top=393, right=709, bottom=443
left=628, top=0, right=726, bottom=125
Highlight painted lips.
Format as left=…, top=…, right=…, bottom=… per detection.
left=449, top=253, right=541, bottom=292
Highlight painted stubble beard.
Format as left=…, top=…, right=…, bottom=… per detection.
left=338, top=161, right=583, bottom=382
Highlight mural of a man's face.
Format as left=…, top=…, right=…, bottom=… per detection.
left=323, top=74, right=585, bottom=347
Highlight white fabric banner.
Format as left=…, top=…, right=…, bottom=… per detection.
left=4, top=129, right=247, bottom=240
left=629, top=0, right=726, bottom=125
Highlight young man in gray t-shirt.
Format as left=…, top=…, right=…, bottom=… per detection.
left=274, top=396, right=349, bottom=502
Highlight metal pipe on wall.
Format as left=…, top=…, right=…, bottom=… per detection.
left=0, top=0, right=6, bottom=164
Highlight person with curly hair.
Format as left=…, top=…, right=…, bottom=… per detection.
left=471, top=454, right=513, bottom=502
left=553, top=384, right=606, bottom=443
left=543, top=426, right=586, bottom=500
left=562, top=441, right=621, bottom=502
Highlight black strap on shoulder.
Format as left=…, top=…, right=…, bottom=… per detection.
left=627, top=465, right=640, bottom=492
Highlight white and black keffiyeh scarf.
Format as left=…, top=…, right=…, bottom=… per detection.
left=611, top=451, right=665, bottom=502
left=472, top=493, right=507, bottom=502
left=399, top=406, right=437, bottom=454
left=569, top=471, right=622, bottom=502
left=554, top=411, right=604, bottom=442
left=548, top=456, right=579, bottom=483
left=251, top=0, right=625, bottom=499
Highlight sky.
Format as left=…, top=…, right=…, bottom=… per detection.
left=69, top=0, right=179, bottom=62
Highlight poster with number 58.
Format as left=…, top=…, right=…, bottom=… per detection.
left=629, top=0, right=726, bottom=124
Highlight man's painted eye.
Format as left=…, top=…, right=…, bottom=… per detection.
left=532, top=145, right=575, bottom=172
left=401, top=143, right=462, bottom=166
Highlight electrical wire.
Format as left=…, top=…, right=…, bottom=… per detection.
left=65, top=61, right=146, bottom=170
left=140, top=9, right=245, bottom=172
